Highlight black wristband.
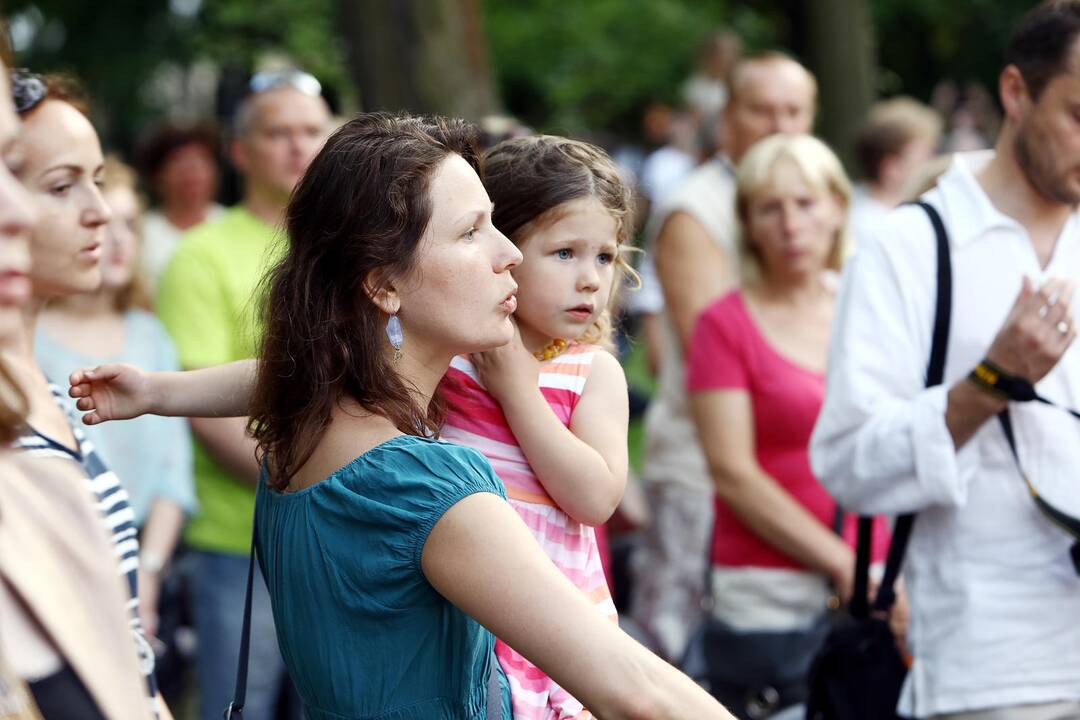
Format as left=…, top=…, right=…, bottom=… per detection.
left=968, top=359, right=1037, bottom=402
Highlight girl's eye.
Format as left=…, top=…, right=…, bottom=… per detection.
left=556, top=248, right=573, bottom=260
left=597, top=253, right=614, bottom=265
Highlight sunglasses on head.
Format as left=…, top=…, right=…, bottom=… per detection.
left=10, top=69, right=47, bottom=115
left=248, top=69, right=322, bottom=98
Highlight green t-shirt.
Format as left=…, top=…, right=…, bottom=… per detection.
left=156, top=206, right=285, bottom=554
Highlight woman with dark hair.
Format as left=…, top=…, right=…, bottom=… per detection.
left=0, top=70, right=169, bottom=719
left=71, top=112, right=732, bottom=719
left=134, top=123, right=222, bottom=296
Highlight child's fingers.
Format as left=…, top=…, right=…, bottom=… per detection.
left=75, top=396, right=96, bottom=412
left=82, top=411, right=101, bottom=426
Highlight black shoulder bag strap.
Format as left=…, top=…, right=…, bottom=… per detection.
left=851, top=201, right=952, bottom=619
left=224, top=520, right=258, bottom=719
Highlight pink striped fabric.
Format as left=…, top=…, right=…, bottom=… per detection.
left=440, top=343, right=616, bottom=720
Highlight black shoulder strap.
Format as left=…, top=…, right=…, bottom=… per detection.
left=860, top=200, right=952, bottom=615
left=224, top=520, right=258, bottom=719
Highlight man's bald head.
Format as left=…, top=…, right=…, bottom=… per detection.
left=723, top=52, right=817, bottom=162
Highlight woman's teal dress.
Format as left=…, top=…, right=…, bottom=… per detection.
left=255, top=435, right=513, bottom=720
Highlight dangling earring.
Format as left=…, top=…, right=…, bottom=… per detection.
left=386, top=314, right=404, bottom=362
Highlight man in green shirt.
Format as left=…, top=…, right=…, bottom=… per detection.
left=156, top=69, right=330, bottom=720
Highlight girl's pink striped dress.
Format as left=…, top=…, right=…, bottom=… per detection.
left=440, top=342, right=616, bottom=720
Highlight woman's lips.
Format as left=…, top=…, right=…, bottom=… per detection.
left=500, top=292, right=518, bottom=313
left=79, top=243, right=102, bottom=262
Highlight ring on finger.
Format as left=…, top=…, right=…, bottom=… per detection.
left=1057, top=320, right=1070, bottom=335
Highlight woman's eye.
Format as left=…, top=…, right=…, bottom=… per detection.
left=49, top=184, right=72, bottom=197
left=556, top=248, right=573, bottom=260
left=463, top=227, right=478, bottom=241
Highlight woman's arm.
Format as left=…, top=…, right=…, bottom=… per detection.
left=136, top=498, right=185, bottom=639
left=68, top=359, right=257, bottom=424
left=422, top=492, right=733, bottom=720
left=690, top=388, right=854, bottom=599
left=473, top=339, right=628, bottom=526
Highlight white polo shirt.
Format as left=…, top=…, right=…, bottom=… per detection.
left=811, top=151, right=1080, bottom=718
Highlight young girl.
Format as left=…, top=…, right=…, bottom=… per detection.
left=71, top=134, right=638, bottom=719
left=439, top=135, right=633, bottom=720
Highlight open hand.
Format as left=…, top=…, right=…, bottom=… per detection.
left=68, top=363, right=155, bottom=425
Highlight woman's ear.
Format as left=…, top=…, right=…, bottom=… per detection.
left=363, top=270, right=400, bottom=316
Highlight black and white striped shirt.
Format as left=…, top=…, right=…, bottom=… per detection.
left=13, top=384, right=158, bottom=716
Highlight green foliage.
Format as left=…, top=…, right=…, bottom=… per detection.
left=9, top=0, right=348, bottom=150
left=870, top=0, right=1034, bottom=99
left=483, top=0, right=777, bottom=139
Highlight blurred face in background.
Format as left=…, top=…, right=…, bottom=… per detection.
left=21, top=99, right=109, bottom=300
left=0, top=72, right=37, bottom=343
left=232, top=87, right=330, bottom=202
left=100, top=185, right=139, bottom=291
left=156, top=141, right=218, bottom=210
left=744, top=158, right=844, bottom=284
left=724, top=58, right=817, bottom=163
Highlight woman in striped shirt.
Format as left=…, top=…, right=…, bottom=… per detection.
left=0, top=70, right=169, bottom=719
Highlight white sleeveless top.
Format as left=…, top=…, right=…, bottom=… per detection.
left=642, top=156, right=739, bottom=491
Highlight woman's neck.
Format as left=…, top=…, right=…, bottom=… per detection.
left=163, top=201, right=211, bottom=231
left=751, top=271, right=829, bottom=308
left=46, top=291, right=118, bottom=319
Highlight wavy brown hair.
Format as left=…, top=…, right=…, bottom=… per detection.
left=248, top=112, right=482, bottom=489
left=481, top=135, right=637, bottom=349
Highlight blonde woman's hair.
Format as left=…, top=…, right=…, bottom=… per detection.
left=102, top=155, right=151, bottom=311
left=482, top=135, right=639, bottom=349
left=734, top=134, right=852, bottom=286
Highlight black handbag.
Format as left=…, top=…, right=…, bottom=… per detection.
left=804, top=200, right=952, bottom=720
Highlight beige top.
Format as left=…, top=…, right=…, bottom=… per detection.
left=0, top=452, right=152, bottom=719
left=641, top=157, right=739, bottom=490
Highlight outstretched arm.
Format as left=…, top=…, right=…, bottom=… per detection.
left=422, top=492, right=733, bottom=720
left=69, top=359, right=257, bottom=424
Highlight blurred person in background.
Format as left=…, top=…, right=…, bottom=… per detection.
left=813, top=3, right=1080, bottom=717
left=134, top=123, right=223, bottom=298
left=0, top=69, right=170, bottom=719
left=686, top=134, right=891, bottom=719
left=683, top=30, right=743, bottom=144
left=154, top=67, right=330, bottom=720
left=35, top=157, right=196, bottom=662
left=630, top=51, right=817, bottom=664
left=851, top=97, right=943, bottom=246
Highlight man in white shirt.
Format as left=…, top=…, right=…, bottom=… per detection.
left=811, top=3, right=1080, bottom=719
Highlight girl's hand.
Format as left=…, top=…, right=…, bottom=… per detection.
left=469, top=320, right=539, bottom=403
left=68, top=364, right=156, bottom=425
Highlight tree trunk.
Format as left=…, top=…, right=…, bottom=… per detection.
left=337, top=0, right=500, bottom=119
left=797, top=0, right=877, bottom=170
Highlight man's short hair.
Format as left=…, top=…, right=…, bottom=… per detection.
left=1006, top=0, right=1080, bottom=100
left=727, top=50, right=817, bottom=106
left=854, top=97, right=942, bottom=182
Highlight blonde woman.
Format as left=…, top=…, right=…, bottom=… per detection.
left=36, top=157, right=195, bottom=643
left=685, top=134, right=890, bottom=719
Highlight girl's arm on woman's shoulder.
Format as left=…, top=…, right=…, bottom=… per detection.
left=422, top=491, right=733, bottom=720
left=68, top=359, right=256, bottom=425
